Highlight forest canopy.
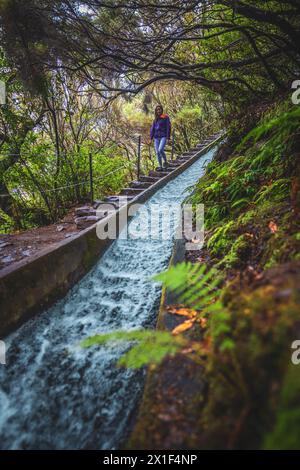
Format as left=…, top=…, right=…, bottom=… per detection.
left=0, top=0, right=299, bottom=231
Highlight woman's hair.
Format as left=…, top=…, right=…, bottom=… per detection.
left=154, top=104, right=163, bottom=119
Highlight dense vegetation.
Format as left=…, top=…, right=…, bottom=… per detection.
left=1, top=0, right=300, bottom=231
left=184, top=100, right=300, bottom=449
left=1, top=0, right=300, bottom=450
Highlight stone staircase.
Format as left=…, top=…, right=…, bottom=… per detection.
left=74, top=132, right=222, bottom=229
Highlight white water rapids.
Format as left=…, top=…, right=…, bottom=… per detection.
left=0, top=147, right=216, bottom=449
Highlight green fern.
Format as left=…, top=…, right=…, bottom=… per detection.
left=255, top=178, right=290, bottom=204
left=82, top=263, right=224, bottom=368
left=81, top=330, right=187, bottom=368
left=153, top=262, right=223, bottom=314
left=207, top=221, right=235, bottom=256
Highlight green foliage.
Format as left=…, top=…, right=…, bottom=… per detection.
left=254, top=179, right=290, bottom=204
left=264, top=365, right=300, bottom=450
left=217, top=234, right=251, bottom=269
left=83, top=263, right=224, bottom=367
left=82, top=330, right=187, bottom=368
left=0, top=207, right=14, bottom=233
left=240, top=104, right=300, bottom=150
left=153, top=262, right=223, bottom=314
left=178, top=98, right=300, bottom=449
left=207, top=221, right=236, bottom=256
left=1, top=136, right=131, bottom=229
left=186, top=97, right=300, bottom=272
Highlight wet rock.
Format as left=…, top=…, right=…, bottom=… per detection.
left=1, top=255, right=15, bottom=264
left=22, top=250, right=32, bottom=257
left=0, top=241, right=12, bottom=249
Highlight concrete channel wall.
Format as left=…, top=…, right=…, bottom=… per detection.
left=0, top=135, right=222, bottom=337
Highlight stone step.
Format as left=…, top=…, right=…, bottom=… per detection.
left=104, top=195, right=133, bottom=203
left=161, top=167, right=175, bottom=173
left=130, top=180, right=153, bottom=189
left=86, top=137, right=220, bottom=226
left=177, top=157, right=191, bottom=162
left=181, top=151, right=196, bottom=156
left=148, top=170, right=169, bottom=178
left=139, top=175, right=160, bottom=183
left=75, top=215, right=104, bottom=229
left=75, top=206, right=96, bottom=217
left=119, top=188, right=145, bottom=196
left=93, top=199, right=121, bottom=210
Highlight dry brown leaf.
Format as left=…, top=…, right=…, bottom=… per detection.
left=172, top=319, right=195, bottom=336
left=196, top=317, right=207, bottom=328
left=166, top=306, right=197, bottom=318
left=268, top=221, right=278, bottom=233
left=181, top=347, right=195, bottom=355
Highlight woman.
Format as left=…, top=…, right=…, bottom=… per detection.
left=150, top=104, right=171, bottom=171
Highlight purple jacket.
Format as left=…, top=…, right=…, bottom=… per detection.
left=150, top=114, right=171, bottom=140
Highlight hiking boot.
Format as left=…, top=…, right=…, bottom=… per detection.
left=163, top=161, right=168, bottom=168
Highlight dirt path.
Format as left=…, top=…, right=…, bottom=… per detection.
left=0, top=208, right=79, bottom=270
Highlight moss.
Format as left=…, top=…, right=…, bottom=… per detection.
left=217, top=234, right=252, bottom=268
left=207, top=221, right=236, bottom=256
left=263, top=231, right=300, bottom=269
left=264, top=365, right=300, bottom=449
left=198, top=264, right=300, bottom=449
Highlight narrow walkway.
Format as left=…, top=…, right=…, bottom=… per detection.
left=74, top=132, right=222, bottom=228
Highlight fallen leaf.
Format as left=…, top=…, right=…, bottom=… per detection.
left=181, top=347, right=195, bottom=355
left=166, top=306, right=197, bottom=318
left=172, top=319, right=195, bottom=336
left=268, top=221, right=278, bottom=233
left=196, top=317, right=207, bottom=328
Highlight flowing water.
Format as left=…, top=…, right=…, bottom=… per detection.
left=0, top=147, right=216, bottom=449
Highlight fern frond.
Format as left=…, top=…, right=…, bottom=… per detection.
left=82, top=263, right=225, bottom=369
left=153, top=262, right=223, bottom=313
left=81, top=330, right=188, bottom=368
